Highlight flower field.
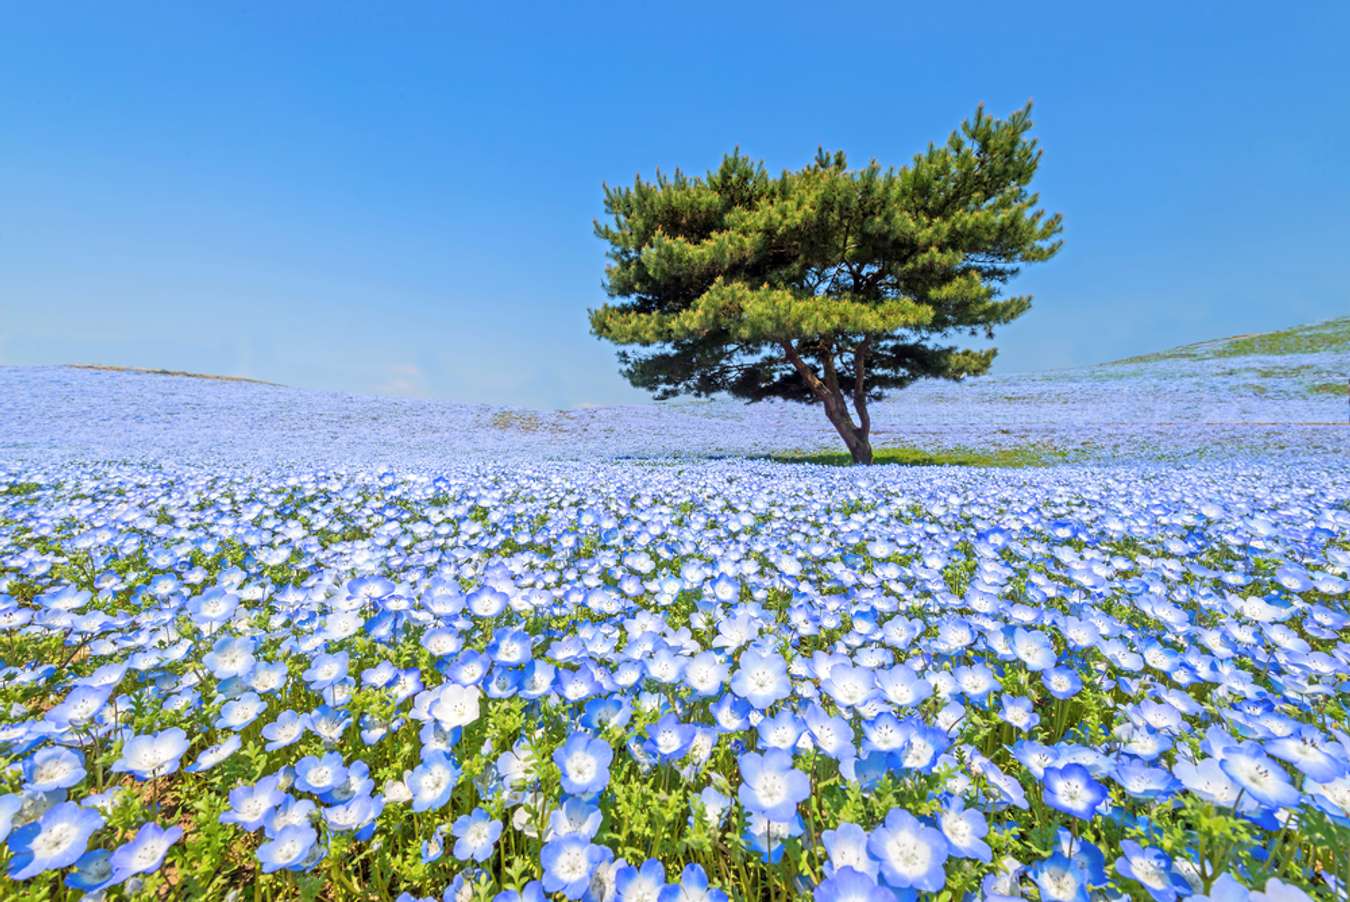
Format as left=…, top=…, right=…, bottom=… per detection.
left=1, top=338, right=1349, bottom=901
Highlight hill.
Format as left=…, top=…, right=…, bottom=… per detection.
left=0, top=319, right=1342, bottom=468
left=1111, top=316, right=1350, bottom=364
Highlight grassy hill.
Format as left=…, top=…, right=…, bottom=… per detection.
left=1112, top=316, right=1350, bottom=364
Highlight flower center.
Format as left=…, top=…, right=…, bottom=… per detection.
left=558, top=848, right=588, bottom=881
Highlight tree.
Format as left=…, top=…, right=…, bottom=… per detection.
left=589, top=103, right=1064, bottom=464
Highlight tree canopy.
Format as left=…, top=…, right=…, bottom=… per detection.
left=590, top=103, right=1063, bottom=463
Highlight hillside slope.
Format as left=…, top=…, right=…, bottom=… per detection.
left=1112, top=316, right=1350, bottom=364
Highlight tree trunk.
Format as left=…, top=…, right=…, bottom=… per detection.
left=823, top=401, right=873, bottom=464
left=780, top=339, right=875, bottom=465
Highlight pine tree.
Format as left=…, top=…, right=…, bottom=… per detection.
left=591, top=104, right=1063, bottom=464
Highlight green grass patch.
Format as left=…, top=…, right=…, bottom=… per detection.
left=1309, top=381, right=1349, bottom=396
left=768, top=443, right=1070, bottom=467
left=1113, top=316, right=1350, bottom=364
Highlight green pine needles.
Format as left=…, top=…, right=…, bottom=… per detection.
left=591, top=103, right=1063, bottom=464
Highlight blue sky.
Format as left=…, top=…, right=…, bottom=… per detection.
left=2, top=2, right=1346, bottom=408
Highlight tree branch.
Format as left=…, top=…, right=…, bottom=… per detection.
left=779, top=340, right=830, bottom=402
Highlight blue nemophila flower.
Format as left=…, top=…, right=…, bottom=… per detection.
left=743, top=813, right=803, bottom=864
left=0, top=794, right=23, bottom=842
left=294, top=752, right=349, bottom=797
left=451, top=808, right=501, bottom=862
left=429, top=682, right=482, bottom=729
left=731, top=649, right=791, bottom=709
left=866, top=807, right=950, bottom=892
left=302, top=651, right=349, bottom=691
left=691, top=786, right=732, bottom=830
left=1042, top=764, right=1108, bottom=821
left=256, top=824, right=318, bottom=873
left=664, top=862, right=728, bottom=902
left=421, top=825, right=446, bottom=864
left=1252, top=877, right=1319, bottom=901
left=1029, top=853, right=1091, bottom=902
left=738, top=749, right=810, bottom=821
left=1114, top=841, right=1191, bottom=902
left=646, top=647, right=687, bottom=685
left=683, top=650, right=729, bottom=697
left=250, top=660, right=290, bottom=695
left=954, top=663, right=999, bottom=703
left=615, top=858, right=669, bottom=901
left=1042, top=666, right=1083, bottom=699
left=999, top=695, right=1040, bottom=732
left=422, top=627, right=463, bottom=658
left=1307, top=772, right=1350, bottom=824
left=262, top=709, right=307, bottom=751
left=841, top=749, right=892, bottom=791
left=220, top=774, right=286, bottom=831
left=307, top=704, right=352, bottom=745
left=361, top=660, right=398, bottom=688
left=1265, top=727, right=1344, bottom=782
left=112, top=727, right=190, bottom=781
left=1219, top=745, right=1302, bottom=809
left=1012, top=627, right=1057, bottom=671
left=324, top=793, right=382, bottom=839
left=861, top=712, right=908, bottom=755
left=406, top=749, right=460, bottom=812
left=1174, top=756, right=1244, bottom=808
left=43, top=684, right=112, bottom=730
left=548, top=797, right=602, bottom=840
left=757, top=709, right=806, bottom=750
left=820, top=662, right=876, bottom=709
left=467, top=586, right=509, bottom=618
left=518, top=660, right=556, bottom=700
left=186, top=733, right=241, bottom=773
left=581, top=695, right=632, bottom=731
left=804, top=704, right=855, bottom=761
left=203, top=636, right=256, bottom=680
left=1187, top=872, right=1250, bottom=902
left=812, top=867, right=893, bottom=902
left=65, top=848, right=115, bottom=893
left=186, top=587, right=238, bottom=626
left=645, top=713, right=696, bottom=762
left=540, top=834, right=607, bottom=900
left=711, top=693, right=752, bottom=731
left=897, top=723, right=951, bottom=773
left=554, top=732, right=613, bottom=796
left=487, top=627, right=533, bottom=665
left=264, top=796, right=317, bottom=838
left=1114, top=758, right=1180, bottom=800
left=492, top=880, right=548, bottom=902
left=22, top=746, right=86, bottom=792
left=215, top=691, right=266, bottom=730
left=7, top=801, right=104, bottom=880
left=821, top=821, right=877, bottom=879
left=875, top=666, right=932, bottom=708
left=108, top=821, right=182, bottom=884
left=938, top=798, right=991, bottom=863
left=1053, top=828, right=1107, bottom=888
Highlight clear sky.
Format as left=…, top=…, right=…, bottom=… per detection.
left=2, top=2, right=1346, bottom=408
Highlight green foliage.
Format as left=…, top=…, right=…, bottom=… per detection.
left=768, top=443, right=1069, bottom=468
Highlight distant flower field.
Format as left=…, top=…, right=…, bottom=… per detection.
left=1, top=456, right=1348, bottom=901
